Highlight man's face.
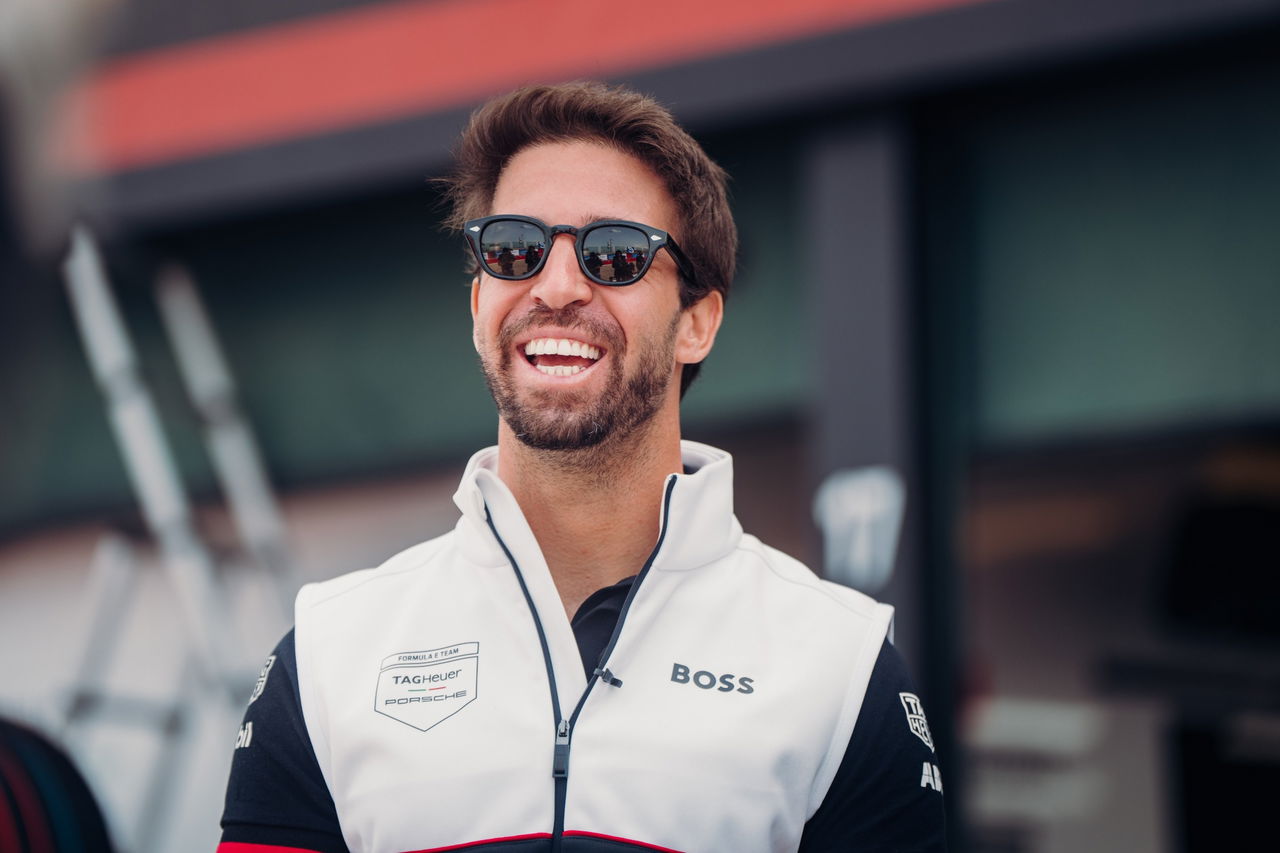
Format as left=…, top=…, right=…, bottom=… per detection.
left=470, top=140, right=689, bottom=451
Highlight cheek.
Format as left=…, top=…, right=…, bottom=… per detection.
left=473, top=289, right=513, bottom=342
left=472, top=311, right=503, bottom=357
left=613, top=287, right=680, bottom=334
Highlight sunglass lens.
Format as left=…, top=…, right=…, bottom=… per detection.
left=478, top=220, right=546, bottom=278
left=582, top=224, right=651, bottom=284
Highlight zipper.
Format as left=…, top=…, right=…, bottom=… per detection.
left=552, top=718, right=570, bottom=849
left=486, top=474, right=678, bottom=851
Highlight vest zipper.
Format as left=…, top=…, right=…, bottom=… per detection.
left=552, top=718, right=571, bottom=851
left=486, top=474, right=678, bottom=851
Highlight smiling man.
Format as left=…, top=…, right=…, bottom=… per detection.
left=218, top=82, right=946, bottom=853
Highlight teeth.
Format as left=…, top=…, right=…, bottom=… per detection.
left=522, top=338, right=601, bottom=360
left=535, top=364, right=584, bottom=376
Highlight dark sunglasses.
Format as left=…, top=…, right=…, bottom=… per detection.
left=464, top=214, right=698, bottom=288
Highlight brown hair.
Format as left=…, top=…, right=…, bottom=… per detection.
left=440, top=81, right=736, bottom=396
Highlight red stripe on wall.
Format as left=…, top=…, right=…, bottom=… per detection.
left=58, top=0, right=983, bottom=175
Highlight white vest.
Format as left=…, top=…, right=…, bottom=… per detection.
left=295, top=442, right=893, bottom=853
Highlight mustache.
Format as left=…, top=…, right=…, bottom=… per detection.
left=498, top=306, right=623, bottom=351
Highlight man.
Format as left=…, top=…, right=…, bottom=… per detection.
left=219, top=82, right=945, bottom=853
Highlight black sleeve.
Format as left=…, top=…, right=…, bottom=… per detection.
left=220, top=629, right=350, bottom=853
left=799, top=639, right=947, bottom=852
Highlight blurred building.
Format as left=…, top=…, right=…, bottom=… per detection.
left=2, top=0, right=1279, bottom=850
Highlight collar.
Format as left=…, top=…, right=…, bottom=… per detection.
left=451, top=440, right=743, bottom=573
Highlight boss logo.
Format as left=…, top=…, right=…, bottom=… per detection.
left=670, top=663, right=754, bottom=695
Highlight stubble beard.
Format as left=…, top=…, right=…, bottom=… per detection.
left=479, top=306, right=679, bottom=454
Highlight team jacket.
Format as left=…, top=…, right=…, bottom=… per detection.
left=221, top=442, right=943, bottom=852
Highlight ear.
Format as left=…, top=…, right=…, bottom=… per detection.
left=470, top=276, right=481, bottom=352
left=675, top=290, right=724, bottom=366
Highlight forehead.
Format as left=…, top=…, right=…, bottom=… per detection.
left=490, top=140, right=678, bottom=232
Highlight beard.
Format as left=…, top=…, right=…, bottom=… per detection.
left=478, top=305, right=678, bottom=452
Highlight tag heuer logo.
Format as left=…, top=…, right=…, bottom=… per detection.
left=899, top=692, right=934, bottom=752
left=375, top=643, right=479, bottom=732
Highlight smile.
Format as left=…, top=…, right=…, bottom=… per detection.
left=522, top=338, right=604, bottom=376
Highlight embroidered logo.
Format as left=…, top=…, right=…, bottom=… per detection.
left=247, top=655, right=276, bottom=705
left=375, top=643, right=479, bottom=732
left=899, top=692, right=934, bottom=751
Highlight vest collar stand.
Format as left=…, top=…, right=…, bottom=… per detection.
left=451, top=441, right=743, bottom=572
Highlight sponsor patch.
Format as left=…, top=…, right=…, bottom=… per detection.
left=899, top=692, right=935, bottom=751
left=375, top=643, right=479, bottom=732
left=247, top=655, right=276, bottom=705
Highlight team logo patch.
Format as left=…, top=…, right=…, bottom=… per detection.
left=375, top=643, right=479, bottom=732
left=899, top=692, right=934, bottom=751
left=247, top=655, right=276, bottom=705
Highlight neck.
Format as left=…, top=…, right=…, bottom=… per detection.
left=496, top=409, right=683, bottom=619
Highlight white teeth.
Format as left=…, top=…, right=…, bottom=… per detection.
left=535, top=364, right=584, bottom=376
left=522, top=338, right=601, bottom=360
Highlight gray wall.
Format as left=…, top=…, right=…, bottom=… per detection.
left=952, top=56, right=1280, bottom=445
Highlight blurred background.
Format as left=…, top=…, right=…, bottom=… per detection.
left=2, top=0, right=1279, bottom=850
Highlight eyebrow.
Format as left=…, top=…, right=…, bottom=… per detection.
left=567, top=212, right=632, bottom=228
left=560, top=213, right=644, bottom=228
left=489, top=212, right=657, bottom=229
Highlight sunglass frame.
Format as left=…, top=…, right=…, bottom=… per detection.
left=463, top=214, right=698, bottom=288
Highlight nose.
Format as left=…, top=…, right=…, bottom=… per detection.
left=527, top=233, right=592, bottom=310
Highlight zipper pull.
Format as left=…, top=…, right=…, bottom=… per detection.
left=593, top=667, right=623, bottom=688
left=553, top=719, right=570, bottom=779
